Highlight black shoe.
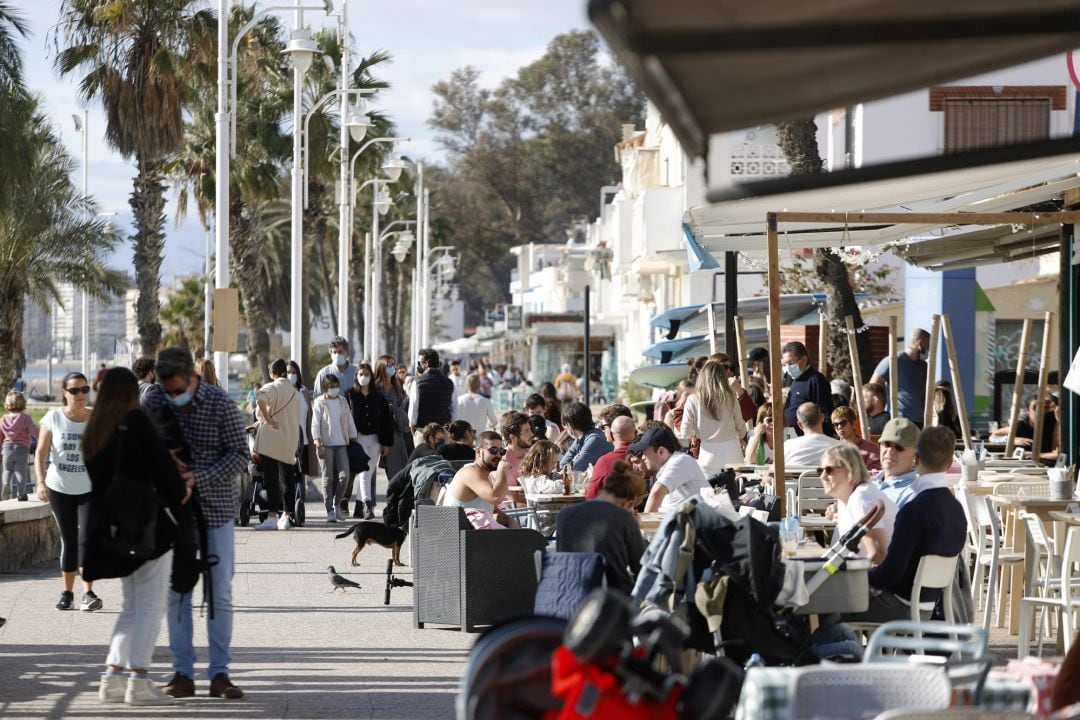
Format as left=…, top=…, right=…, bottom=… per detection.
left=163, top=672, right=195, bottom=698
left=80, top=591, right=103, bottom=611
left=56, top=590, right=74, bottom=610
left=353, top=501, right=364, bottom=519
left=209, top=673, right=243, bottom=699
left=364, top=500, right=375, bottom=520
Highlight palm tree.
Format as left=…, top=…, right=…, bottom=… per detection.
left=0, top=99, right=125, bottom=393
left=160, top=276, right=206, bottom=355
left=0, top=3, right=31, bottom=217
left=53, top=0, right=214, bottom=356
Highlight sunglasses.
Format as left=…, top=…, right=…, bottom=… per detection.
left=834, top=419, right=850, bottom=428
left=64, top=386, right=91, bottom=395
left=763, top=417, right=774, bottom=425
left=881, top=441, right=908, bottom=452
left=483, top=446, right=508, bottom=456
left=818, top=465, right=841, bottom=476
left=158, top=384, right=190, bottom=397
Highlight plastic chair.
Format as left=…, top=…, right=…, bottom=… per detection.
left=503, top=506, right=541, bottom=532
left=1019, top=525, right=1080, bottom=658
left=797, top=470, right=832, bottom=517
left=1017, top=511, right=1062, bottom=655
left=966, top=494, right=1024, bottom=629
left=993, top=482, right=1050, bottom=497
left=788, top=664, right=950, bottom=720
left=864, top=620, right=991, bottom=703
left=910, top=554, right=959, bottom=624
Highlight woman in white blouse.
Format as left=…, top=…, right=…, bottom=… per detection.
left=675, top=360, right=744, bottom=476
left=821, top=443, right=897, bottom=565
left=456, top=373, right=498, bottom=431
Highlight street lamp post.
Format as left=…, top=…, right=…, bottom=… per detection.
left=73, top=110, right=89, bottom=377
left=422, top=246, right=456, bottom=347
left=351, top=176, right=389, bottom=360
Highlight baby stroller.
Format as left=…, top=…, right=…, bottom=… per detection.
left=456, top=498, right=884, bottom=718
left=238, top=426, right=305, bottom=527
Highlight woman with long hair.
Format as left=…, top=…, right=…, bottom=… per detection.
left=539, top=382, right=563, bottom=430
left=81, top=368, right=189, bottom=705
left=374, top=354, right=412, bottom=489
left=35, top=372, right=100, bottom=611
left=744, top=403, right=775, bottom=464
left=675, top=360, right=744, bottom=475
left=517, top=440, right=563, bottom=495
left=194, top=358, right=219, bottom=387
left=287, top=360, right=319, bottom=509
left=346, top=362, right=394, bottom=519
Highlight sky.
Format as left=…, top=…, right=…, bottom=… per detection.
left=16, top=1, right=590, bottom=282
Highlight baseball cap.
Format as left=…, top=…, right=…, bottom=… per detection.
left=746, top=347, right=769, bottom=363
left=830, top=379, right=852, bottom=401
left=879, top=418, right=919, bottom=449
left=627, top=426, right=678, bottom=455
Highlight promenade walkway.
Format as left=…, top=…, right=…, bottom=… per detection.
left=0, top=510, right=469, bottom=719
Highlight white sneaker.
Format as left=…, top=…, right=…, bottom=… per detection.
left=252, top=516, right=278, bottom=531
left=125, top=676, right=175, bottom=706
left=99, top=674, right=125, bottom=704
left=326, top=510, right=337, bottom=522
left=334, top=508, right=347, bottom=522
left=277, top=514, right=291, bottom=530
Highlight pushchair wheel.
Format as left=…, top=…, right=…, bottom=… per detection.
left=294, top=498, right=306, bottom=527
left=238, top=498, right=251, bottom=526
left=564, top=589, right=636, bottom=664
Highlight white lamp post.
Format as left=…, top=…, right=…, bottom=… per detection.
left=218, top=0, right=329, bottom=390
left=73, top=110, right=89, bottom=377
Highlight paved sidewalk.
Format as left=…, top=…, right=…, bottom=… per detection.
left=0, top=506, right=472, bottom=719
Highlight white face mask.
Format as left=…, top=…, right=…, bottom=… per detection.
left=332, top=351, right=347, bottom=367
left=328, top=387, right=340, bottom=398
left=358, top=375, right=371, bottom=387
left=287, top=373, right=298, bottom=386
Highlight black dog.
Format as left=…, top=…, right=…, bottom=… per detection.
left=334, top=522, right=407, bottom=567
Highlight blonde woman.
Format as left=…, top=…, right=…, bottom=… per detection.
left=743, top=403, right=775, bottom=464
left=675, top=360, right=743, bottom=476
left=194, top=358, right=219, bottom=387
left=821, top=443, right=897, bottom=565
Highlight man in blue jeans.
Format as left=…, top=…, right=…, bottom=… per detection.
left=143, top=348, right=248, bottom=699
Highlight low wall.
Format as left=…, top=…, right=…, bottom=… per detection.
left=0, top=501, right=59, bottom=573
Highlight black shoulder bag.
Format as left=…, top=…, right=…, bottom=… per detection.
left=100, top=424, right=160, bottom=560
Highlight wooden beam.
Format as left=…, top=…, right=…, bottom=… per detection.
left=818, top=306, right=829, bottom=376
left=846, top=316, right=871, bottom=437
left=1033, top=311, right=1055, bottom=460
left=924, top=315, right=941, bottom=429
left=888, top=316, right=899, bottom=419
left=940, top=314, right=972, bottom=451
left=767, top=213, right=786, bottom=513
left=774, top=211, right=1080, bottom=225
left=1004, top=318, right=1033, bottom=456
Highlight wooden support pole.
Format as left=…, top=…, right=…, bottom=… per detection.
left=940, top=313, right=972, bottom=451
left=707, top=302, right=718, bottom=355
left=1033, top=311, right=1055, bottom=460
left=888, top=316, right=899, bottom=420
left=1005, top=318, right=1033, bottom=456
left=846, top=316, right=871, bottom=436
left=734, top=315, right=749, bottom=389
left=774, top=211, right=1080, bottom=226
left=924, top=314, right=941, bottom=429
left=818, top=306, right=829, bottom=376
left=767, top=214, right=786, bottom=513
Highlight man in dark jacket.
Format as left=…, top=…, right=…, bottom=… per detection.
left=407, top=348, right=456, bottom=446
left=781, top=341, right=833, bottom=436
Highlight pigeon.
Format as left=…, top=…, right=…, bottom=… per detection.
left=327, top=565, right=362, bottom=592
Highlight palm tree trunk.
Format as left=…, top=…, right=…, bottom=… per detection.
left=393, top=261, right=406, bottom=359
left=775, top=118, right=871, bottom=381
left=131, top=155, right=167, bottom=355
left=0, top=290, right=24, bottom=395
left=231, top=200, right=272, bottom=375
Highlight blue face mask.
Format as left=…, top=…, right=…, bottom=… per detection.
left=169, top=391, right=193, bottom=407
left=386, top=364, right=396, bottom=375
left=784, top=363, right=805, bottom=380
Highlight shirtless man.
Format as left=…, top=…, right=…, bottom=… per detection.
left=438, top=431, right=518, bottom=527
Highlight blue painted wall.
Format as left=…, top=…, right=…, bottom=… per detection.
left=903, top=266, right=977, bottom=416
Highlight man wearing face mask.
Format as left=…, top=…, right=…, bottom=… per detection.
left=869, top=329, right=930, bottom=427
left=142, top=347, right=248, bottom=700
left=313, top=336, right=357, bottom=399
left=781, top=341, right=834, bottom=437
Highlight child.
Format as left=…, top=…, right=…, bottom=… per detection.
left=1, top=390, right=39, bottom=501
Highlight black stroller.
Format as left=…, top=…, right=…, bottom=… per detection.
left=456, top=499, right=884, bottom=719
left=238, top=426, right=305, bottom=527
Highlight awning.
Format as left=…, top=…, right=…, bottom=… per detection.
left=589, top=0, right=1080, bottom=158
left=642, top=334, right=708, bottom=363
left=649, top=294, right=830, bottom=336
left=685, top=148, right=1080, bottom=264
left=894, top=223, right=1062, bottom=270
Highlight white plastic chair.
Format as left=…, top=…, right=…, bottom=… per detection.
left=1018, top=525, right=1080, bottom=658
left=1017, top=510, right=1062, bottom=655
left=993, top=481, right=1050, bottom=497
left=966, top=494, right=1024, bottom=629
left=864, top=620, right=990, bottom=702
left=789, top=664, right=950, bottom=720
left=910, top=554, right=959, bottom=624
left=797, top=470, right=832, bottom=517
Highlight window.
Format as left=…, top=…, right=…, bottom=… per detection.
left=943, top=99, right=1050, bottom=154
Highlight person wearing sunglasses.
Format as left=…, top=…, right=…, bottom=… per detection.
left=744, top=404, right=775, bottom=465
left=831, top=405, right=881, bottom=471
left=439, top=431, right=511, bottom=517
left=820, top=444, right=897, bottom=566
left=873, top=418, right=920, bottom=509
left=35, top=372, right=102, bottom=612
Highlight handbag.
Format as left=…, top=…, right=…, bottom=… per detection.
left=347, top=440, right=371, bottom=475
left=100, top=424, right=159, bottom=560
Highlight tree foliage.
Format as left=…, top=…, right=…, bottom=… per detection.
left=427, top=31, right=644, bottom=323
